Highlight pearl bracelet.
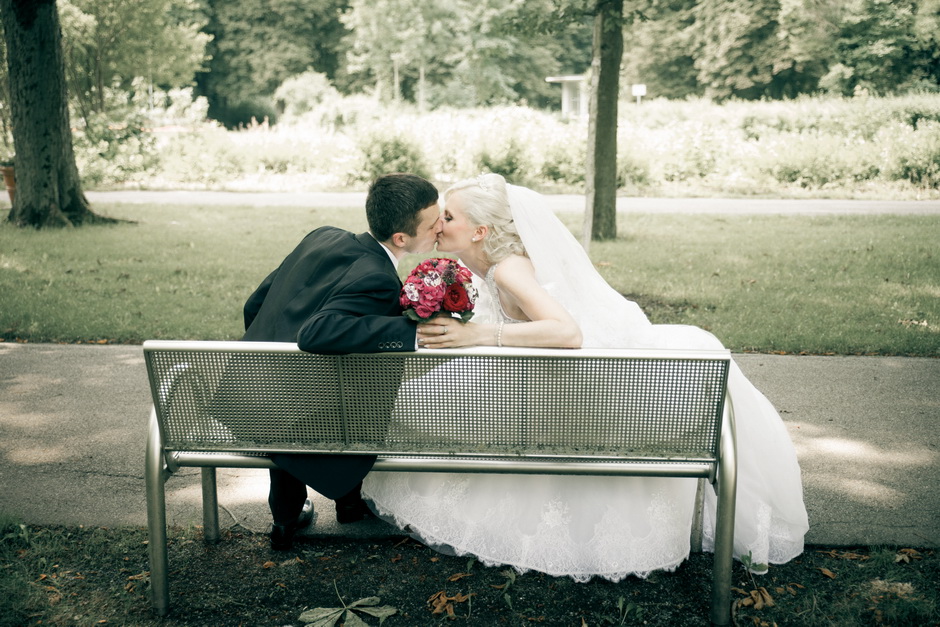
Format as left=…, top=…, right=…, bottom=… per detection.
left=496, top=321, right=504, bottom=347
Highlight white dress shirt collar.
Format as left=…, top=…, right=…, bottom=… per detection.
left=369, top=232, right=398, bottom=269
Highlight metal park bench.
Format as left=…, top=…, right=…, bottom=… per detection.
left=144, top=340, right=737, bottom=625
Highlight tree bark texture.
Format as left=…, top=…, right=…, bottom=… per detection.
left=583, top=0, right=623, bottom=244
left=1, top=0, right=98, bottom=228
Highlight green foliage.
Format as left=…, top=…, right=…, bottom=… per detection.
left=822, top=0, right=918, bottom=96
left=541, top=143, right=585, bottom=185
left=199, top=0, right=348, bottom=127
left=623, top=0, right=940, bottom=101
left=72, top=110, right=159, bottom=188
left=57, top=94, right=940, bottom=197
left=478, top=138, right=529, bottom=182
left=339, top=0, right=589, bottom=109
left=883, top=120, right=940, bottom=188
left=616, top=152, right=651, bottom=189
left=60, top=0, right=210, bottom=120
left=356, top=133, right=430, bottom=182
left=156, top=125, right=250, bottom=186
left=274, top=70, right=340, bottom=118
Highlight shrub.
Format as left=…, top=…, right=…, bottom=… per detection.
left=73, top=111, right=159, bottom=187
left=882, top=121, right=940, bottom=188
left=156, top=125, right=248, bottom=186
left=617, top=153, right=651, bottom=189
left=758, top=133, right=881, bottom=188
left=540, top=144, right=585, bottom=185
left=212, top=96, right=279, bottom=129
left=357, top=134, right=430, bottom=181
left=274, top=71, right=340, bottom=118
left=477, top=138, right=529, bottom=181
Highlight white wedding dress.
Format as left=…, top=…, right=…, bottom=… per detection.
left=362, top=185, right=808, bottom=581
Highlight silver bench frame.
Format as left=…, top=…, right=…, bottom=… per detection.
left=144, top=340, right=737, bottom=625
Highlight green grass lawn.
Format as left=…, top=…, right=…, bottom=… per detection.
left=1, top=203, right=937, bottom=356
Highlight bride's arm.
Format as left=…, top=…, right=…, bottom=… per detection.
left=418, top=256, right=583, bottom=349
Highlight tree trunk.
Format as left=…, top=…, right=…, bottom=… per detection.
left=583, top=0, right=624, bottom=246
left=1, top=0, right=104, bottom=228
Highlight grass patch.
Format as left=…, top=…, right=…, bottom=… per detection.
left=1, top=204, right=937, bottom=355
left=0, top=519, right=937, bottom=626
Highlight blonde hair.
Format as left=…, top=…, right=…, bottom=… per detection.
left=444, top=173, right=525, bottom=264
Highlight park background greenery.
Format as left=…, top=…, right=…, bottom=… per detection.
left=2, top=0, right=940, bottom=198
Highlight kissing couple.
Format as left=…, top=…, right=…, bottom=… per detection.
left=243, top=172, right=808, bottom=580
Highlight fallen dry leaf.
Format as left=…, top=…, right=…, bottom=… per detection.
left=896, top=548, right=922, bottom=563
left=428, top=590, right=476, bottom=616
left=734, top=586, right=776, bottom=611
left=819, top=567, right=837, bottom=579
left=262, top=561, right=276, bottom=569
left=447, top=572, right=473, bottom=582
left=817, top=549, right=869, bottom=561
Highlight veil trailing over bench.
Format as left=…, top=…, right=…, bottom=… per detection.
left=362, top=183, right=808, bottom=580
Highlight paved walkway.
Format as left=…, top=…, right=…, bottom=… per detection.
left=1, top=342, right=937, bottom=548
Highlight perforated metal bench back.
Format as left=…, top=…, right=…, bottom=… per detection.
left=144, top=342, right=730, bottom=462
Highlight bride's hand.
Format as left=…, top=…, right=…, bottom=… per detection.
left=417, top=318, right=476, bottom=348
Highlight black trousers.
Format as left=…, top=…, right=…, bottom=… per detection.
left=267, top=453, right=376, bottom=524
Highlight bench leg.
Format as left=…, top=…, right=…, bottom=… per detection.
left=710, top=401, right=738, bottom=626
left=201, top=467, right=220, bottom=544
left=145, top=409, right=170, bottom=616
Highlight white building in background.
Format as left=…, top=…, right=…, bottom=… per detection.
left=545, top=75, right=588, bottom=120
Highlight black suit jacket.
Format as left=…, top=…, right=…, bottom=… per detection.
left=244, top=227, right=415, bottom=352
left=240, top=227, right=416, bottom=499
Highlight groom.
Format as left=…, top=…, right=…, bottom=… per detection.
left=242, top=173, right=441, bottom=550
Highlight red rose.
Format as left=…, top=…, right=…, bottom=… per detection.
left=442, top=283, right=472, bottom=313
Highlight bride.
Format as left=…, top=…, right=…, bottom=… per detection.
left=361, top=173, right=808, bottom=581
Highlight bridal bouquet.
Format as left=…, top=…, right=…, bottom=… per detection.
left=400, top=257, right=477, bottom=322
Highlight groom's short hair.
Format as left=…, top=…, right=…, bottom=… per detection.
left=366, top=173, right=439, bottom=241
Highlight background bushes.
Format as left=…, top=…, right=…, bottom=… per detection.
left=87, top=93, right=940, bottom=198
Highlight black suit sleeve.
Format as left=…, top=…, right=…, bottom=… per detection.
left=296, top=271, right=417, bottom=354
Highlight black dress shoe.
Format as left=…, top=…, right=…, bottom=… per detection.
left=270, top=498, right=314, bottom=551
left=334, top=492, right=376, bottom=524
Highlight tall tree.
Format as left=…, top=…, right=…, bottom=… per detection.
left=340, top=0, right=587, bottom=108
left=689, top=0, right=785, bottom=100
left=198, top=0, right=348, bottom=127
left=912, top=0, right=940, bottom=86
left=583, top=0, right=623, bottom=244
left=622, top=0, right=700, bottom=100
left=1, top=0, right=104, bottom=227
left=820, top=0, right=917, bottom=95
left=59, top=0, right=210, bottom=124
